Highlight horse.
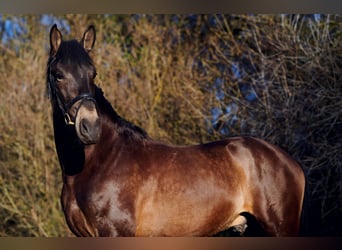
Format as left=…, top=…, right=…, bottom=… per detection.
left=46, top=24, right=305, bottom=236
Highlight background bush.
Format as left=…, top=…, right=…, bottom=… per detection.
left=0, top=14, right=341, bottom=236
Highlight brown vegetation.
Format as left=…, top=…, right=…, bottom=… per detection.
left=0, top=14, right=341, bottom=236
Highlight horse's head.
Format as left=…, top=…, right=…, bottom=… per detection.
left=47, top=24, right=101, bottom=144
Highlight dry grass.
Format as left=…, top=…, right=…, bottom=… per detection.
left=0, top=14, right=341, bottom=236
left=0, top=17, right=71, bottom=236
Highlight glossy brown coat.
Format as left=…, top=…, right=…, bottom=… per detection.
left=47, top=25, right=305, bottom=237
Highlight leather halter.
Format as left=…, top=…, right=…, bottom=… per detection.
left=60, top=93, right=97, bottom=126
left=48, top=59, right=98, bottom=126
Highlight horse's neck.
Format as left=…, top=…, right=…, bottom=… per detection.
left=95, top=88, right=151, bottom=141
left=52, top=102, right=119, bottom=177
left=52, top=89, right=148, bottom=176
left=94, top=88, right=120, bottom=123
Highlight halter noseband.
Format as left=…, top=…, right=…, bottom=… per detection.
left=61, top=93, right=97, bottom=126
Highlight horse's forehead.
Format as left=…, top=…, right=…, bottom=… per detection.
left=55, top=40, right=93, bottom=67
left=56, top=60, right=92, bottom=74
left=52, top=56, right=94, bottom=77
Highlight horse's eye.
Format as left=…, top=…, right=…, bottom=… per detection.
left=55, top=72, right=64, bottom=82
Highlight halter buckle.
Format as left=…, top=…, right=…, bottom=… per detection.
left=64, top=113, right=75, bottom=125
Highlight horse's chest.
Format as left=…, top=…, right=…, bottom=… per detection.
left=62, top=182, right=135, bottom=236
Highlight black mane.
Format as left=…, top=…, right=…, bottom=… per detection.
left=94, top=86, right=150, bottom=141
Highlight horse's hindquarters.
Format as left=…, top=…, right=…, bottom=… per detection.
left=228, top=137, right=305, bottom=236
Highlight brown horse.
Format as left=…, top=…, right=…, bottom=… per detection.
left=46, top=24, right=305, bottom=236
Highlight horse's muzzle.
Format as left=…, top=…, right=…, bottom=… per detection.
left=75, top=99, right=101, bottom=144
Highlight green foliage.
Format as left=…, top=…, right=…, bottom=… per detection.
left=0, top=14, right=341, bottom=236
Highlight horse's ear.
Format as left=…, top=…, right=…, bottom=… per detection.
left=49, top=24, right=62, bottom=57
left=81, top=25, right=96, bottom=52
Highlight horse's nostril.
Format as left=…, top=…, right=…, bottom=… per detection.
left=80, top=119, right=91, bottom=136
left=80, top=119, right=90, bottom=136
